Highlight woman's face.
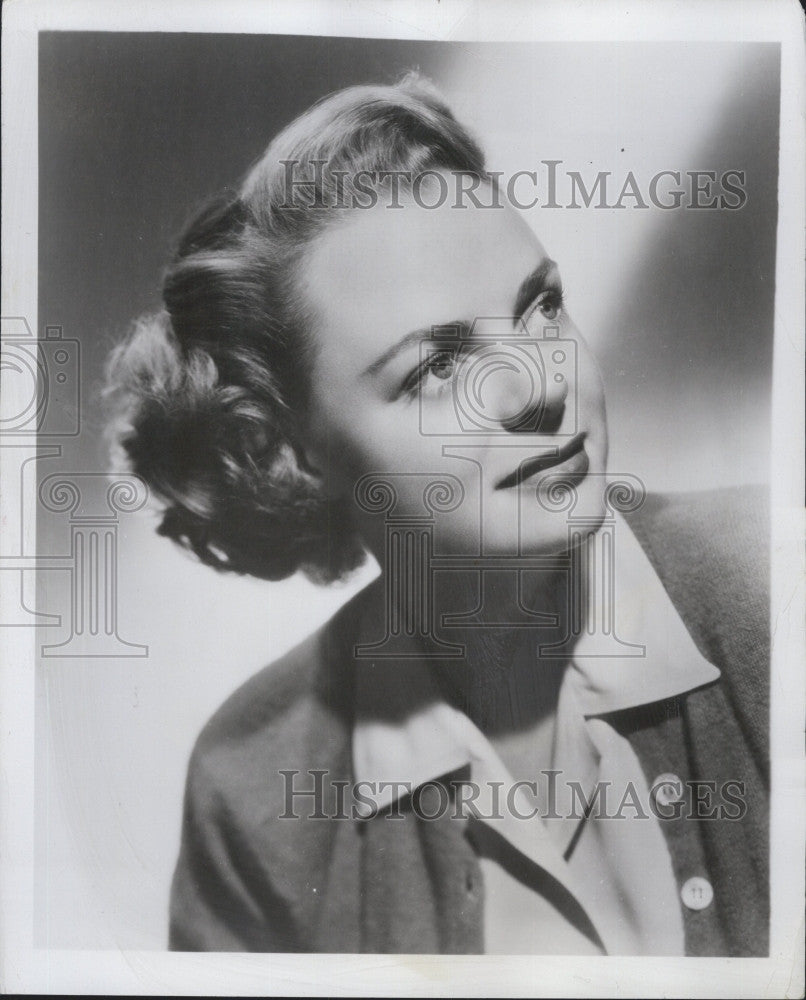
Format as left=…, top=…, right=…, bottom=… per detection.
left=298, top=178, right=609, bottom=562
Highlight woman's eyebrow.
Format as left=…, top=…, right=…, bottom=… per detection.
left=361, top=259, right=556, bottom=379
left=512, top=258, right=558, bottom=324
left=361, top=322, right=471, bottom=378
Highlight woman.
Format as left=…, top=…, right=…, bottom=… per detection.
left=106, top=75, right=769, bottom=955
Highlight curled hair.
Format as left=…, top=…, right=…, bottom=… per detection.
left=105, top=73, right=486, bottom=582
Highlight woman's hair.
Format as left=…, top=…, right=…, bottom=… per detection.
left=105, top=73, right=486, bottom=582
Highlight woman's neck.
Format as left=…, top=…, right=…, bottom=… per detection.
left=432, top=570, right=571, bottom=737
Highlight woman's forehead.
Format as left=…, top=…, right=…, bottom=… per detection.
left=298, top=190, right=547, bottom=348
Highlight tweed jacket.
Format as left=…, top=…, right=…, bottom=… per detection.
left=169, top=485, right=770, bottom=955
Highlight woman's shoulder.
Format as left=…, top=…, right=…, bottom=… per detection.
left=170, top=581, right=379, bottom=950
left=624, top=482, right=770, bottom=695
left=626, top=482, right=768, bottom=551
left=187, top=578, right=378, bottom=792
left=625, top=483, right=769, bottom=590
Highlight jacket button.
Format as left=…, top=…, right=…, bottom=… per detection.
left=681, top=876, right=713, bottom=910
left=652, top=773, right=684, bottom=807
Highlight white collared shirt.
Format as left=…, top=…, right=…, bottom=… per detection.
left=353, top=513, right=720, bottom=954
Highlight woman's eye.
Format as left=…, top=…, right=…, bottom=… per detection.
left=429, top=353, right=456, bottom=381
left=403, top=348, right=459, bottom=396
left=534, top=288, right=563, bottom=321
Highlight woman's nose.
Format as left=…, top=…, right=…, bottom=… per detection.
left=477, top=344, right=568, bottom=433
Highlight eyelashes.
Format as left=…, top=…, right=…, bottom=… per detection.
left=401, top=345, right=464, bottom=397
left=400, top=283, right=566, bottom=399
left=524, top=285, right=565, bottom=326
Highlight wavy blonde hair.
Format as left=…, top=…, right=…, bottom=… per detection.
left=105, top=73, right=485, bottom=581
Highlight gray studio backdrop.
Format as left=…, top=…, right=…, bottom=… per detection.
left=32, top=34, right=778, bottom=947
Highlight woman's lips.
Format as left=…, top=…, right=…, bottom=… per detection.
left=494, top=432, right=588, bottom=490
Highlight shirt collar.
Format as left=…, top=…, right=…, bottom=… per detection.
left=565, top=511, right=721, bottom=715
left=353, top=511, right=720, bottom=792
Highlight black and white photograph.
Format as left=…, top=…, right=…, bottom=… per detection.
left=1, top=0, right=804, bottom=995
